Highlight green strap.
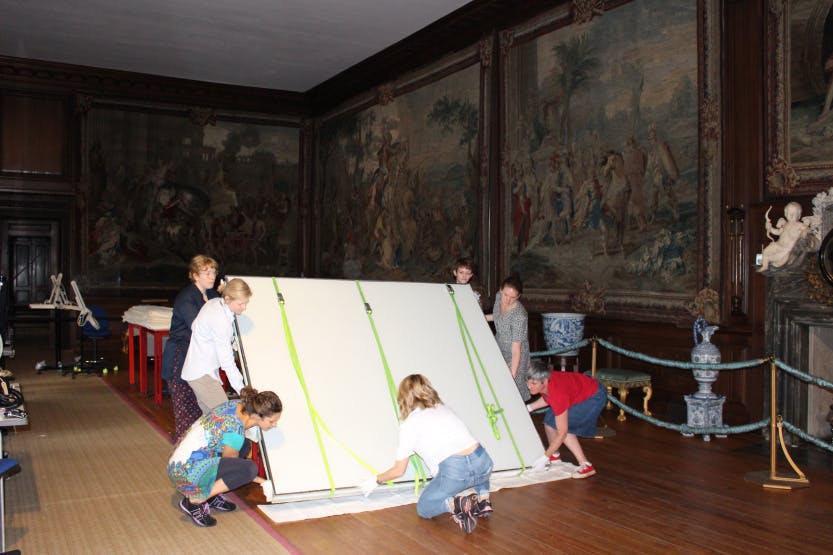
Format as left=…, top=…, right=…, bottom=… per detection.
left=271, top=277, right=380, bottom=497
left=446, top=285, right=527, bottom=471
left=355, top=280, right=427, bottom=493
left=355, top=281, right=399, bottom=417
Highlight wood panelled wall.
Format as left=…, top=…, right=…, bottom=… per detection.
left=0, top=0, right=801, bottom=423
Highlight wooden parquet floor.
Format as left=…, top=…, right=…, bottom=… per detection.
left=8, top=326, right=833, bottom=554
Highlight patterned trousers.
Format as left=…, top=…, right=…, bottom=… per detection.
left=169, top=379, right=202, bottom=442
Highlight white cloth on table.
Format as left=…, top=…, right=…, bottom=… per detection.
left=122, top=305, right=173, bottom=329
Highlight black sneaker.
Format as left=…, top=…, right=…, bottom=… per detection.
left=208, top=493, right=237, bottom=512
left=471, top=497, right=493, bottom=518
left=450, top=493, right=478, bottom=534
left=179, top=497, right=217, bottom=527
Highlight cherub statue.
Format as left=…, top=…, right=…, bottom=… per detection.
left=758, top=202, right=811, bottom=272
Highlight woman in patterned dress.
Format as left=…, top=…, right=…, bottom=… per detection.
left=161, top=254, right=220, bottom=441
left=486, top=275, right=531, bottom=402
left=168, top=386, right=282, bottom=527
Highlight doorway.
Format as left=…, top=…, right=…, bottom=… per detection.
left=1, top=220, right=61, bottom=345
left=10, top=235, right=52, bottom=307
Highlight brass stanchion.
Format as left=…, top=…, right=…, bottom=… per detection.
left=591, top=339, right=597, bottom=377
left=591, top=338, right=616, bottom=438
left=745, top=360, right=809, bottom=490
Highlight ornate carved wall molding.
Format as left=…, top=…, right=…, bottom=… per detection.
left=74, top=94, right=94, bottom=115
left=765, top=157, right=799, bottom=196
left=571, top=0, right=606, bottom=24
left=0, top=55, right=305, bottom=115
left=188, top=107, right=217, bottom=127
left=479, top=37, right=493, bottom=68
left=376, top=83, right=396, bottom=106
left=499, top=30, right=514, bottom=58
left=701, top=93, right=720, bottom=160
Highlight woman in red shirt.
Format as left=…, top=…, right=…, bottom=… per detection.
left=525, top=359, right=606, bottom=478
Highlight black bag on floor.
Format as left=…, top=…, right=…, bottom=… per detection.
left=0, top=376, right=23, bottom=409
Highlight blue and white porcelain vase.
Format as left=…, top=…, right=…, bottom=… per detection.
left=691, top=317, right=720, bottom=399
left=541, top=312, right=586, bottom=357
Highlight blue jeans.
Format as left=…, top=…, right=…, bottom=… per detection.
left=543, top=382, right=607, bottom=437
left=416, top=444, right=493, bottom=519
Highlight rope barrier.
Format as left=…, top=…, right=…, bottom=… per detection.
left=530, top=338, right=591, bottom=359
left=530, top=337, right=824, bottom=447
left=605, top=394, right=770, bottom=435
left=781, top=420, right=833, bottom=453
left=774, top=359, right=833, bottom=390
left=532, top=338, right=766, bottom=371
left=594, top=338, right=767, bottom=370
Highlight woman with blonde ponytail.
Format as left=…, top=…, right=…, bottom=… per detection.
left=361, top=374, right=493, bottom=535
left=181, top=277, right=252, bottom=414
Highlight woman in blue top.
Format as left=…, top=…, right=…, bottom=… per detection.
left=160, top=255, right=220, bottom=441
left=168, top=385, right=282, bottom=527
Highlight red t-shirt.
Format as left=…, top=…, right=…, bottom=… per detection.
left=543, top=371, right=599, bottom=416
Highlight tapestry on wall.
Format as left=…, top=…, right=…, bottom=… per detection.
left=86, top=108, right=300, bottom=285
left=502, top=0, right=720, bottom=315
left=765, top=0, right=833, bottom=194
left=788, top=0, right=833, bottom=166
left=317, top=63, right=481, bottom=283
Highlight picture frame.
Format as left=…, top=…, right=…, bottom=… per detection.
left=765, top=0, right=833, bottom=196
left=499, top=0, right=722, bottom=322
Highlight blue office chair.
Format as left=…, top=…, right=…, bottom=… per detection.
left=78, top=305, right=112, bottom=376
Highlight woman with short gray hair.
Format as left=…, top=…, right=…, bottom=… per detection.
left=525, top=358, right=606, bottom=479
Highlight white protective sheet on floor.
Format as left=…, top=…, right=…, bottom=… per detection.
left=257, top=464, right=576, bottom=523
left=231, top=277, right=546, bottom=502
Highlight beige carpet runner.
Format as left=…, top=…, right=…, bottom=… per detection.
left=3, top=366, right=294, bottom=554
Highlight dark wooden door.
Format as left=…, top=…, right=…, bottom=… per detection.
left=10, top=236, right=52, bottom=306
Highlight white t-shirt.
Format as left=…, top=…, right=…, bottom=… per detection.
left=181, top=297, right=245, bottom=394
left=395, top=404, right=478, bottom=476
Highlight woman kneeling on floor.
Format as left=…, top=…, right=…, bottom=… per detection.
left=361, top=374, right=493, bottom=534
left=168, top=386, right=282, bottom=527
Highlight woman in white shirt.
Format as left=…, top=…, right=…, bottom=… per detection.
left=365, top=374, right=493, bottom=534
left=181, top=277, right=251, bottom=413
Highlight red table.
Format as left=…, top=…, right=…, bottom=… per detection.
left=126, top=322, right=169, bottom=405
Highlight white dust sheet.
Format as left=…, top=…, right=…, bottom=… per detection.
left=258, top=463, right=576, bottom=524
